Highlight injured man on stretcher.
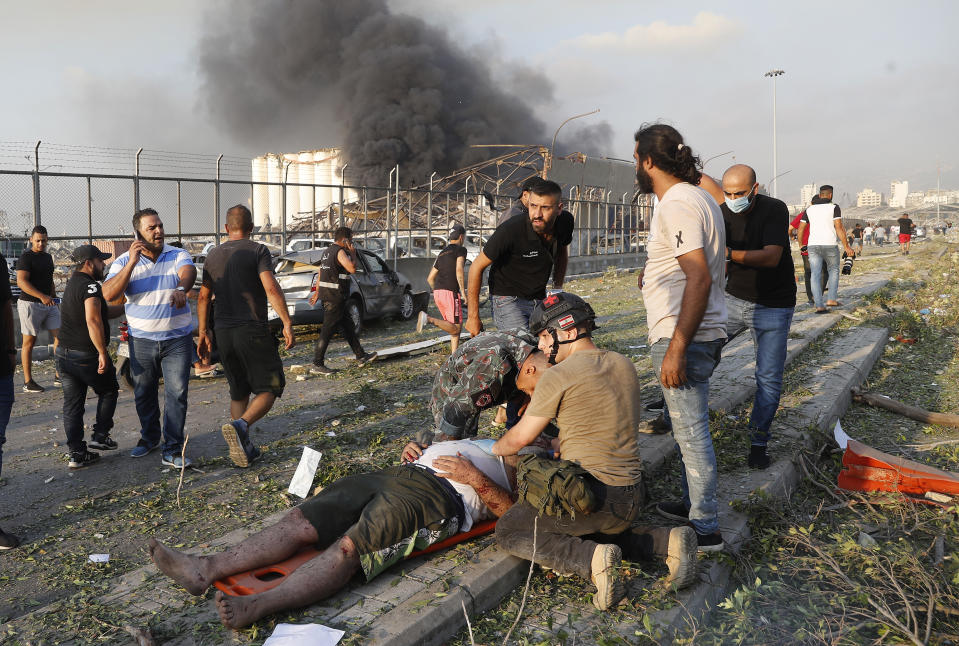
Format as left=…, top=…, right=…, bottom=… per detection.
left=151, top=438, right=695, bottom=629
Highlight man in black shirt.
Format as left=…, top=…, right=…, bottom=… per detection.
left=0, top=252, right=18, bottom=549
left=417, top=224, right=468, bottom=352
left=496, top=176, right=541, bottom=226
left=897, top=213, right=914, bottom=255
left=55, top=245, right=125, bottom=470
left=17, top=225, right=60, bottom=392
left=465, top=180, right=573, bottom=337
left=721, top=165, right=796, bottom=469
left=198, top=205, right=295, bottom=468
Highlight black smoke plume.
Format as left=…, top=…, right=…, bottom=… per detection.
left=199, top=0, right=610, bottom=187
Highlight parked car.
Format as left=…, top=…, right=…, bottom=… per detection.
left=271, top=248, right=418, bottom=334
left=286, top=237, right=334, bottom=253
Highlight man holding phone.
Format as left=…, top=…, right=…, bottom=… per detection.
left=103, top=209, right=197, bottom=469
left=308, top=227, right=375, bottom=375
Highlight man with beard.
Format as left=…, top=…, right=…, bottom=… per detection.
left=103, top=209, right=197, bottom=468
left=634, top=123, right=727, bottom=552
left=56, top=245, right=125, bottom=469
left=465, top=180, right=573, bottom=337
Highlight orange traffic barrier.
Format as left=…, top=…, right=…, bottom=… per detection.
left=838, top=439, right=959, bottom=498
left=213, top=520, right=497, bottom=597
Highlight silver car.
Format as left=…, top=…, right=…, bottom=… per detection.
left=271, top=248, right=418, bottom=334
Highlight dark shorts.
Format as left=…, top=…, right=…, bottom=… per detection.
left=214, top=323, right=285, bottom=400
left=298, top=465, right=462, bottom=580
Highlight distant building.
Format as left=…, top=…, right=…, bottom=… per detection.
left=906, top=191, right=925, bottom=207
left=889, top=180, right=909, bottom=208
left=800, top=183, right=817, bottom=206
left=857, top=188, right=882, bottom=208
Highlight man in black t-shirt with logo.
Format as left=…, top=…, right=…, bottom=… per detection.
left=897, top=213, right=914, bottom=255
left=17, top=225, right=60, bottom=393
left=721, top=165, right=796, bottom=470
left=56, top=245, right=125, bottom=470
left=0, top=252, right=19, bottom=549
left=199, top=205, right=295, bottom=468
left=417, top=224, right=468, bottom=352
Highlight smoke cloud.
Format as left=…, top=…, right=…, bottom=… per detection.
left=198, top=0, right=610, bottom=186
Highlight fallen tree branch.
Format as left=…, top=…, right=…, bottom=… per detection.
left=852, top=388, right=959, bottom=428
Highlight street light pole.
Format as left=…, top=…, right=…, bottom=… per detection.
left=703, top=150, right=734, bottom=169
left=545, top=109, right=600, bottom=179
left=764, top=69, right=785, bottom=199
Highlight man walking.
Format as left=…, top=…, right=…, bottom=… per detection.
left=103, top=209, right=197, bottom=468
left=721, top=165, right=796, bottom=469
left=198, top=205, right=295, bottom=468
left=897, top=213, right=914, bottom=255
left=797, top=186, right=855, bottom=313
left=55, top=245, right=124, bottom=470
left=634, top=123, right=727, bottom=551
left=874, top=223, right=886, bottom=247
left=309, top=227, right=376, bottom=375
left=465, top=179, right=573, bottom=337
left=0, top=252, right=19, bottom=549
left=497, top=176, right=541, bottom=226
left=851, top=223, right=864, bottom=255
left=417, top=224, right=467, bottom=352
left=492, top=292, right=698, bottom=609
left=17, top=225, right=60, bottom=392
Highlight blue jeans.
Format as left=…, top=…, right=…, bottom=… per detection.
left=0, top=374, right=13, bottom=477
left=490, top=295, right=535, bottom=332
left=807, top=245, right=840, bottom=308
left=725, top=295, right=794, bottom=446
left=651, top=338, right=723, bottom=535
left=129, top=334, right=192, bottom=455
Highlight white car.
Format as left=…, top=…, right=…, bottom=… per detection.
left=286, top=238, right=333, bottom=253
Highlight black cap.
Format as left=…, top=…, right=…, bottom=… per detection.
left=71, top=244, right=112, bottom=263
left=449, top=224, right=466, bottom=238
left=529, top=292, right=597, bottom=335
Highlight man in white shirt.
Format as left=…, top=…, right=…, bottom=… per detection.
left=633, top=123, right=727, bottom=552
left=797, top=185, right=855, bottom=312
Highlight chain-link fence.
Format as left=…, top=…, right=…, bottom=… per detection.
left=0, top=169, right=650, bottom=260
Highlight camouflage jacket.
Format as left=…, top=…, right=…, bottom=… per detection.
left=417, top=329, right=537, bottom=444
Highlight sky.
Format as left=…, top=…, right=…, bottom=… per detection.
left=0, top=0, right=956, bottom=205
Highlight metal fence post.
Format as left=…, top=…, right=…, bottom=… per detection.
left=387, top=167, right=395, bottom=261
left=86, top=176, right=93, bottom=243
left=32, top=140, right=41, bottom=227
left=176, top=181, right=183, bottom=244
left=214, top=154, right=223, bottom=243
left=281, top=161, right=289, bottom=252
left=134, top=147, right=142, bottom=212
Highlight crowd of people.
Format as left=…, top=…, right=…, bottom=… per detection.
left=0, top=122, right=903, bottom=628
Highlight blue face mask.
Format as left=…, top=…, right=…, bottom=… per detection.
left=725, top=192, right=753, bottom=213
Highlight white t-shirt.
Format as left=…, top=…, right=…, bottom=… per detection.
left=863, top=226, right=873, bottom=237
left=801, top=203, right=841, bottom=246
left=642, top=183, right=727, bottom=344
left=414, top=440, right=510, bottom=531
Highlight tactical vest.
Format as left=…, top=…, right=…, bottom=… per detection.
left=316, top=244, right=350, bottom=301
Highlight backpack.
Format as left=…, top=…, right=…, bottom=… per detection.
left=516, top=455, right=597, bottom=519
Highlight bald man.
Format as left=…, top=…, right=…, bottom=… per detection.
left=720, top=165, right=795, bottom=470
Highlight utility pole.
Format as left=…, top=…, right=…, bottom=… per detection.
left=764, top=69, right=785, bottom=199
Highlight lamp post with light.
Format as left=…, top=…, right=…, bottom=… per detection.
left=764, top=69, right=785, bottom=199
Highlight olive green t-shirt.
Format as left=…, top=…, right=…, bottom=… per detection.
left=526, top=349, right=643, bottom=486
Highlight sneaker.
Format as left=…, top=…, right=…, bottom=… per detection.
left=221, top=421, right=260, bottom=468
left=88, top=435, right=118, bottom=451
left=355, top=351, right=377, bottom=366
left=638, top=413, right=670, bottom=435
left=53, top=375, right=62, bottom=388
left=696, top=531, right=725, bottom=553
left=644, top=398, right=665, bottom=413
left=664, top=526, right=698, bottom=590
left=69, top=450, right=100, bottom=469
left=23, top=380, right=44, bottom=393
left=590, top=543, right=624, bottom=611
left=309, top=364, right=338, bottom=376
left=748, top=445, right=770, bottom=470
left=0, top=527, right=21, bottom=550
left=130, top=440, right=159, bottom=458
left=415, top=310, right=428, bottom=333
left=655, top=501, right=689, bottom=522
left=161, top=454, right=193, bottom=469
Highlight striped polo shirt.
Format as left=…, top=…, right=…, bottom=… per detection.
left=106, top=245, right=194, bottom=341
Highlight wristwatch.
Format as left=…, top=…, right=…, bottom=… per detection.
left=726, top=248, right=732, bottom=261
left=175, top=286, right=186, bottom=293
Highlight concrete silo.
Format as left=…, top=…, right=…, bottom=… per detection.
left=313, top=150, right=334, bottom=212
left=297, top=151, right=314, bottom=216
left=282, top=153, right=300, bottom=222
left=266, top=154, right=283, bottom=229
left=251, top=155, right=270, bottom=229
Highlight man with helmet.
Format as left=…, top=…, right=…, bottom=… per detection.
left=490, top=292, right=699, bottom=610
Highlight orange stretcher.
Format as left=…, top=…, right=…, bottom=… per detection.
left=213, top=519, right=497, bottom=597
left=838, top=439, right=959, bottom=500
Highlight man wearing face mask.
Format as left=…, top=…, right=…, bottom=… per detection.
left=720, top=165, right=795, bottom=470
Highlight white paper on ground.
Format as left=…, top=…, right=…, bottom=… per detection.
left=833, top=420, right=852, bottom=450
left=88, top=554, right=110, bottom=563
left=288, top=447, right=322, bottom=498
left=263, top=623, right=344, bottom=646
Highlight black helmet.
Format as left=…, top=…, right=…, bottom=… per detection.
left=529, top=292, right=596, bottom=335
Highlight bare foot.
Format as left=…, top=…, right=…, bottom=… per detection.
left=216, top=590, right=262, bottom=629
left=148, top=538, right=212, bottom=596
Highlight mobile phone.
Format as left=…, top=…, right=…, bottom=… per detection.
left=134, top=229, right=145, bottom=242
